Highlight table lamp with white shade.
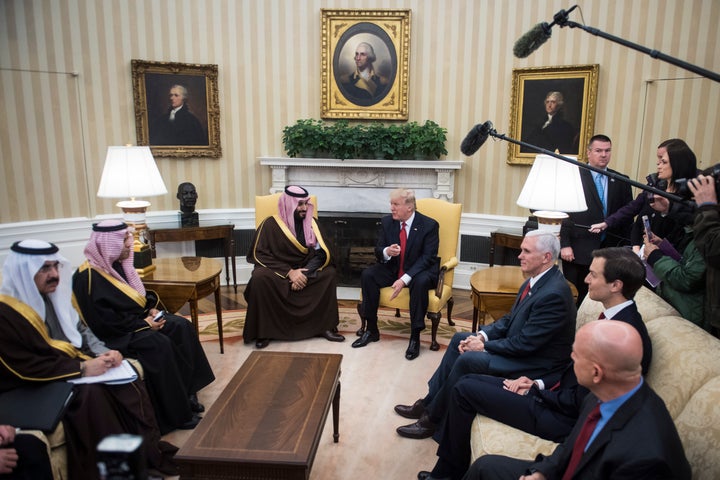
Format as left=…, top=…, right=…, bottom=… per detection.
left=516, top=154, right=588, bottom=235
left=97, top=145, right=168, bottom=274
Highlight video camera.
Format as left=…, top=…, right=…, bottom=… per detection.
left=674, top=163, right=720, bottom=199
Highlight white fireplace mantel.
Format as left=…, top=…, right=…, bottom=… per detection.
left=259, top=157, right=463, bottom=212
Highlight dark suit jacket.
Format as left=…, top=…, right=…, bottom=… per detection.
left=479, top=266, right=576, bottom=378
left=561, top=168, right=633, bottom=264
left=532, top=384, right=691, bottom=479
left=374, top=211, right=440, bottom=281
left=611, top=302, right=653, bottom=375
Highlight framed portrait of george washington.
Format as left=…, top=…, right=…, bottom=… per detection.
left=132, top=59, right=221, bottom=158
left=508, top=64, right=599, bottom=165
left=321, top=9, right=411, bottom=120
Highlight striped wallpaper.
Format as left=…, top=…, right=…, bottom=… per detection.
left=1, top=0, right=718, bottom=225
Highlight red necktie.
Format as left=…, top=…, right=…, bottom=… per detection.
left=598, top=312, right=606, bottom=320
left=519, top=281, right=531, bottom=302
left=398, top=222, right=407, bottom=278
left=562, top=403, right=602, bottom=480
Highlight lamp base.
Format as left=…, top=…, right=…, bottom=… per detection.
left=133, top=243, right=155, bottom=276
left=533, top=210, right=568, bottom=236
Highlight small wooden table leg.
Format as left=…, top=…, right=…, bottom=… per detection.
left=189, top=298, right=200, bottom=336
left=214, top=285, right=224, bottom=354
left=332, top=381, right=341, bottom=443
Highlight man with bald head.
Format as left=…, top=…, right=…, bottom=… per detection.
left=463, top=320, right=691, bottom=480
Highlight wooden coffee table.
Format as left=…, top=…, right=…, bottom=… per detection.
left=141, top=256, right=225, bottom=353
left=175, top=351, right=342, bottom=480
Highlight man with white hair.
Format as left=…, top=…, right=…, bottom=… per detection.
left=394, top=230, right=576, bottom=440
left=149, top=83, right=207, bottom=145
left=72, top=220, right=215, bottom=434
left=0, top=240, right=177, bottom=479
left=243, top=185, right=345, bottom=348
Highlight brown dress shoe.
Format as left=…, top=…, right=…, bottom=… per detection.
left=396, top=413, right=435, bottom=439
left=320, top=330, right=346, bottom=342
left=394, top=399, right=425, bottom=419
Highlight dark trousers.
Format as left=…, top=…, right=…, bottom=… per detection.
left=360, top=263, right=434, bottom=333
left=461, top=455, right=532, bottom=480
left=432, top=375, right=576, bottom=479
left=423, top=332, right=491, bottom=423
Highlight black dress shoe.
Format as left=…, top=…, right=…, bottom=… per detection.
left=189, top=393, right=205, bottom=413
left=396, top=413, right=435, bottom=439
left=178, top=413, right=202, bottom=430
left=255, top=338, right=270, bottom=349
left=351, top=330, right=379, bottom=348
left=356, top=326, right=366, bottom=336
left=405, top=338, right=420, bottom=360
left=320, top=330, right=346, bottom=342
left=394, top=398, right=425, bottom=419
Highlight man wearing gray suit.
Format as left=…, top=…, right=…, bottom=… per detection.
left=395, top=230, right=576, bottom=439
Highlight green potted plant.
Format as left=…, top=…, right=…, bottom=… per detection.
left=364, top=122, right=391, bottom=159
left=413, top=120, right=448, bottom=160
left=327, top=120, right=361, bottom=160
left=282, top=119, right=327, bottom=157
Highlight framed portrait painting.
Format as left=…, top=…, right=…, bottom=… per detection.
left=508, top=64, right=599, bottom=165
left=321, top=9, right=411, bottom=120
left=131, top=60, right=221, bottom=158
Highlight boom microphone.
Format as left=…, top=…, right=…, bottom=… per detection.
left=460, top=121, right=494, bottom=156
left=513, top=23, right=552, bottom=58
left=513, top=5, right=578, bottom=58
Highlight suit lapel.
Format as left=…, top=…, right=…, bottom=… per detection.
left=575, top=384, right=647, bottom=475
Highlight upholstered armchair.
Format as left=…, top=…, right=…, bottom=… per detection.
left=357, top=198, right=462, bottom=351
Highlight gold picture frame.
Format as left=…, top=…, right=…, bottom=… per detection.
left=321, top=9, right=411, bottom=120
left=132, top=59, right=221, bottom=158
left=508, top=64, right=599, bottom=165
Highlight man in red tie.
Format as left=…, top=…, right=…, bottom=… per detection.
left=463, top=320, right=690, bottom=480
left=354, top=188, right=440, bottom=360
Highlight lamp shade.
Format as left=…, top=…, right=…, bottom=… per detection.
left=97, top=146, right=167, bottom=200
left=516, top=154, right=587, bottom=213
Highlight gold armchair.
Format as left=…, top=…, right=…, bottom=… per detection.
left=358, top=198, right=462, bottom=351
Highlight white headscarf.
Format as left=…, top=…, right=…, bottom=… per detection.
left=0, top=239, right=82, bottom=347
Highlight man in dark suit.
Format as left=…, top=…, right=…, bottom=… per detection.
left=560, top=135, right=633, bottom=305
left=463, top=320, right=691, bottom=480
left=150, top=84, right=208, bottom=146
left=353, top=188, right=440, bottom=360
left=395, top=230, right=576, bottom=439
left=522, top=91, right=578, bottom=154
left=416, top=247, right=652, bottom=480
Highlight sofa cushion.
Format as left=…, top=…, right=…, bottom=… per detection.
left=673, top=375, right=720, bottom=480
left=470, top=415, right=557, bottom=461
left=644, top=316, right=720, bottom=419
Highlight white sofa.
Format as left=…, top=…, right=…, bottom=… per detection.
left=469, top=286, right=720, bottom=479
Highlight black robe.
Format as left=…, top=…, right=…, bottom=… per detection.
left=72, top=264, right=215, bottom=434
left=243, top=215, right=339, bottom=342
left=0, top=296, right=165, bottom=479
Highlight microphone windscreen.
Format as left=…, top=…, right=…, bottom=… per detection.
left=460, top=123, right=490, bottom=156
left=513, top=23, right=551, bottom=58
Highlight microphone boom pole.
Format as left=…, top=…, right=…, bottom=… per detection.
left=559, top=19, right=719, bottom=83
left=483, top=125, right=688, bottom=204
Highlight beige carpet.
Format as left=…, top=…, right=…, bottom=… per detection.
left=163, top=311, right=475, bottom=479
left=196, top=306, right=475, bottom=346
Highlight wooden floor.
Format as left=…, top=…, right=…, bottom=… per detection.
left=182, top=284, right=477, bottom=321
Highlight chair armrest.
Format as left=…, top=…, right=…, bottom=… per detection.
left=435, top=256, right=458, bottom=296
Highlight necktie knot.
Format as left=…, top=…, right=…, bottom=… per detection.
left=598, top=312, right=606, bottom=320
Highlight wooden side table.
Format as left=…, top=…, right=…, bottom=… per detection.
left=489, top=230, right=524, bottom=267
left=141, top=257, right=225, bottom=353
left=146, top=223, right=237, bottom=293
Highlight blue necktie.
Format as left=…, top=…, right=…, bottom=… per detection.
left=594, top=173, right=606, bottom=217
left=594, top=173, right=607, bottom=242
